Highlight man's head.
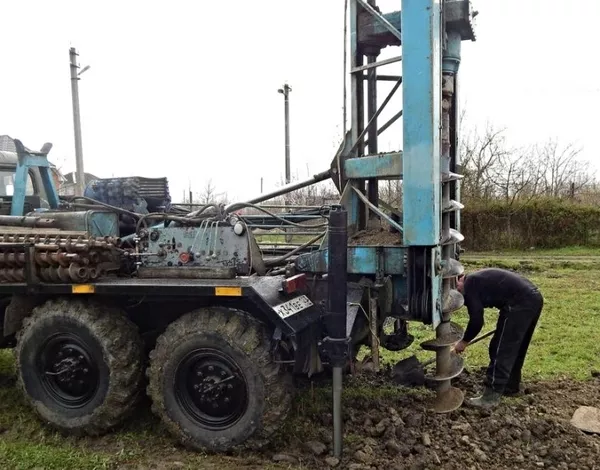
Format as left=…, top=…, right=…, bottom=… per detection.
left=456, top=274, right=466, bottom=293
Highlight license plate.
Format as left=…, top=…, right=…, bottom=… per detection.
left=273, top=295, right=314, bottom=319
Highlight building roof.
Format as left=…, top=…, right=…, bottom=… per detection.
left=0, top=135, right=32, bottom=153
left=62, top=171, right=98, bottom=185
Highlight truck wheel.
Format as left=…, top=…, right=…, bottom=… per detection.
left=15, top=298, right=144, bottom=435
left=147, top=307, right=292, bottom=452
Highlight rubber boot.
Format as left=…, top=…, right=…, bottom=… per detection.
left=467, top=387, right=502, bottom=408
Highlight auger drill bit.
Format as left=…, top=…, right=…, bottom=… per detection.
left=422, top=35, right=467, bottom=413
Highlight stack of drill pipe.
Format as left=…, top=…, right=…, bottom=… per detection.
left=419, top=72, right=466, bottom=413
left=0, top=228, right=121, bottom=283
left=88, top=177, right=171, bottom=212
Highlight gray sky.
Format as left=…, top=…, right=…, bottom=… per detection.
left=1, top=0, right=598, bottom=203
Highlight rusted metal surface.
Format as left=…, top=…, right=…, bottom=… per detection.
left=137, top=266, right=236, bottom=280
left=0, top=228, right=121, bottom=283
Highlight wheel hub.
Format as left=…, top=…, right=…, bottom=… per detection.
left=39, top=335, right=99, bottom=408
left=176, top=349, right=248, bottom=430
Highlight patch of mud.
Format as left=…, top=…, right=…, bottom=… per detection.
left=268, top=369, right=600, bottom=469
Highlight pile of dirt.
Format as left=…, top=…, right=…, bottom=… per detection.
left=349, top=229, right=401, bottom=246
left=267, top=369, right=600, bottom=470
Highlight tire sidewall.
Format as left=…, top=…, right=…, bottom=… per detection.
left=161, top=331, right=265, bottom=451
left=18, top=315, right=110, bottom=421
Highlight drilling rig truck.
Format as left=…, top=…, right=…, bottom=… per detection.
left=0, top=0, right=477, bottom=458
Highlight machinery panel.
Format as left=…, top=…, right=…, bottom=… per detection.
left=142, top=224, right=251, bottom=275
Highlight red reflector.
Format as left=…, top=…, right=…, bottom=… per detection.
left=283, top=274, right=307, bottom=294
left=179, top=252, right=190, bottom=264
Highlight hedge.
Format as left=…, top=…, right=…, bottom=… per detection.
left=460, top=199, right=600, bottom=250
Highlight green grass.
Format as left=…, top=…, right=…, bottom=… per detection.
left=0, top=251, right=599, bottom=468
left=464, top=245, right=600, bottom=257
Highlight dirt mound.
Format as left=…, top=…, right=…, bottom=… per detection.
left=268, top=369, right=600, bottom=470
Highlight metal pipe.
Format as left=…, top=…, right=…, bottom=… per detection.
left=327, top=205, right=348, bottom=458
left=240, top=170, right=331, bottom=206
left=332, top=366, right=343, bottom=458
left=364, top=74, right=402, bottom=82
left=365, top=19, right=379, bottom=218
left=256, top=242, right=313, bottom=247
left=0, top=216, right=57, bottom=228
left=263, top=232, right=325, bottom=266
left=364, top=110, right=403, bottom=147
left=253, top=231, right=326, bottom=237
left=254, top=204, right=324, bottom=209
left=369, top=290, right=380, bottom=371
left=243, top=214, right=326, bottom=220
left=351, top=186, right=403, bottom=232
left=351, top=55, right=402, bottom=73
left=347, top=78, right=402, bottom=157
left=350, top=0, right=366, bottom=230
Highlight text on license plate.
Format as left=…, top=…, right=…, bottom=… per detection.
left=273, top=295, right=314, bottom=318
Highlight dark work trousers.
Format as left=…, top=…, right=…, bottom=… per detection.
left=484, top=289, right=544, bottom=394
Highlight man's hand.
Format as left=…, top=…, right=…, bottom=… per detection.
left=453, top=340, right=469, bottom=354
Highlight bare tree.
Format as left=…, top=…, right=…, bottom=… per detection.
left=460, top=123, right=511, bottom=201
left=535, top=140, right=593, bottom=198
left=486, top=146, right=541, bottom=205
left=195, top=178, right=228, bottom=205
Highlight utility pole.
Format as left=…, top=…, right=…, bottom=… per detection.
left=278, top=83, right=292, bottom=184
left=69, top=47, right=90, bottom=196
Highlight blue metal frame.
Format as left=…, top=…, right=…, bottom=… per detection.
left=11, top=152, right=60, bottom=216
left=401, top=0, right=441, bottom=246
left=297, top=1, right=475, bottom=329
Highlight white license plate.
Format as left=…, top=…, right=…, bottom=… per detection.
left=273, top=295, right=314, bottom=318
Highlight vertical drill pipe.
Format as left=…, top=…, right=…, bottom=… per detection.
left=435, top=30, right=464, bottom=406
left=332, top=367, right=343, bottom=458
left=327, top=205, right=348, bottom=458
left=369, top=290, right=380, bottom=371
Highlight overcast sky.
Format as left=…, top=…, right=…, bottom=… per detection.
left=1, top=0, right=598, bottom=203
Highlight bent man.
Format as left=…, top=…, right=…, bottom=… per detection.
left=455, top=268, right=543, bottom=408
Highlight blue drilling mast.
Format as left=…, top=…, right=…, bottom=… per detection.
left=293, top=0, right=476, bottom=415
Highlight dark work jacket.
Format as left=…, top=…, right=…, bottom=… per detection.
left=462, top=268, right=539, bottom=342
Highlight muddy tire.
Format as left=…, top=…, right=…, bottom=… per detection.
left=147, top=306, right=292, bottom=452
left=15, top=298, right=144, bottom=435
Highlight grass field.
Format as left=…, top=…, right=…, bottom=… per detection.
left=0, top=250, right=599, bottom=469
